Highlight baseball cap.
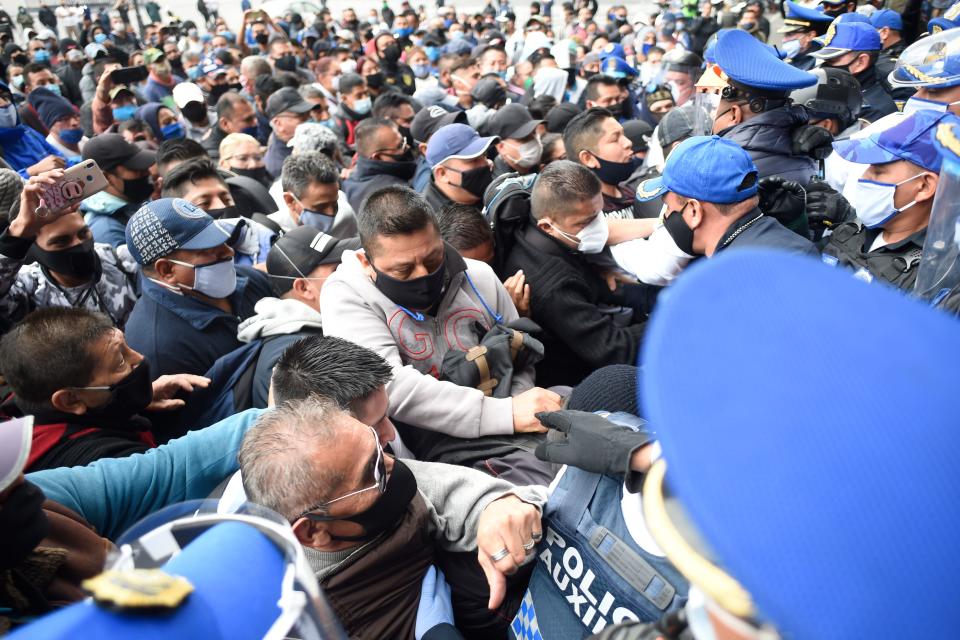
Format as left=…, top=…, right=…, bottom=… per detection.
left=777, top=0, right=834, bottom=34
left=599, top=55, right=638, bottom=79
left=714, top=29, right=818, bottom=92
left=637, top=135, right=759, bottom=203
left=84, top=43, right=109, bottom=60
left=599, top=42, right=626, bottom=61
left=266, top=87, right=314, bottom=119
left=471, top=76, right=508, bottom=109
left=125, top=198, right=233, bottom=265
left=486, top=103, right=541, bottom=140
left=199, top=60, right=227, bottom=77
left=832, top=109, right=952, bottom=173
left=641, top=248, right=960, bottom=639
left=82, top=133, right=156, bottom=172
left=812, top=22, right=882, bottom=59
left=172, top=82, right=204, bottom=109
left=928, top=0, right=960, bottom=32
left=869, top=8, right=903, bottom=30
left=143, top=48, right=165, bottom=65
left=66, top=48, right=85, bottom=62
left=108, top=85, right=135, bottom=100
left=622, top=119, right=653, bottom=153
left=545, top=102, right=582, bottom=133
left=425, top=123, right=497, bottom=168
left=266, top=227, right=361, bottom=295
left=0, top=417, right=33, bottom=493
left=657, top=104, right=707, bottom=148
left=36, top=28, right=57, bottom=41
left=410, top=105, right=467, bottom=144
left=287, top=122, right=338, bottom=151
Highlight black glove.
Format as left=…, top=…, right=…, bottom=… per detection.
left=758, top=176, right=806, bottom=227
left=791, top=124, right=834, bottom=160
left=534, top=410, right=652, bottom=478
left=805, top=177, right=855, bottom=231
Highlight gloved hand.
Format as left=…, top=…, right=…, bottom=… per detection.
left=805, top=177, right=855, bottom=231
left=791, top=124, right=834, bottom=160
left=758, top=176, right=807, bottom=234
left=416, top=565, right=456, bottom=640
left=534, top=410, right=653, bottom=477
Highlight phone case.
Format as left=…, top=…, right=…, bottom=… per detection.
left=38, top=160, right=109, bottom=217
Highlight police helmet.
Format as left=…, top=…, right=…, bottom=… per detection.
left=662, top=48, right=704, bottom=79
left=789, top=67, right=862, bottom=129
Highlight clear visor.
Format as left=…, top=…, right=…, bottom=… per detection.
left=915, top=158, right=960, bottom=303
left=690, top=91, right=720, bottom=136
left=891, top=28, right=960, bottom=87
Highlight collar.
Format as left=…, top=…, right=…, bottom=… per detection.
left=353, top=155, right=417, bottom=180
left=140, top=270, right=248, bottom=330
left=716, top=207, right=765, bottom=252
left=863, top=225, right=927, bottom=252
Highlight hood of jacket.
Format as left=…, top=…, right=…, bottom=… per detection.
left=719, top=104, right=810, bottom=156
left=237, top=296, right=323, bottom=342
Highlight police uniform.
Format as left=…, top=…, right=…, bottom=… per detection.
left=778, top=0, right=834, bottom=71
left=380, top=61, right=417, bottom=96
left=891, top=16, right=960, bottom=116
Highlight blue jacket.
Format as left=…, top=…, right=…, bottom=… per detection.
left=0, top=124, right=68, bottom=178
left=82, top=200, right=142, bottom=248
left=27, top=408, right=266, bottom=540
left=716, top=208, right=818, bottom=256
left=413, top=157, right=432, bottom=192
left=720, top=105, right=817, bottom=186
left=142, top=75, right=183, bottom=104
left=124, top=266, right=273, bottom=376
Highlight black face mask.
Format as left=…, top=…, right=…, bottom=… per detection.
left=589, top=154, right=640, bottom=187
left=254, top=32, right=270, bottom=46
left=381, top=44, right=401, bottom=63
left=123, top=175, right=153, bottom=203
left=328, top=459, right=418, bottom=542
left=30, top=238, right=100, bottom=281
left=181, top=101, right=208, bottom=123
left=366, top=72, right=386, bottom=89
left=663, top=203, right=697, bottom=256
left=80, top=358, right=155, bottom=422
left=208, top=82, right=239, bottom=104
left=0, top=481, right=50, bottom=571
left=205, top=205, right=237, bottom=219
left=451, top=165, right=493, bottom=199
left=234, top=166, right=272, bottom=187
left=275, top=54, right=298, bottom=71
left=373, top=253, right=447, bottom=312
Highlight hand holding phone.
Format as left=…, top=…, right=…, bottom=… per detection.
left=35, top=160, right=109, bottom=219
left=110, top=65, right=149, bottom=85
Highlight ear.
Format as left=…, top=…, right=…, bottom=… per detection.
left=535, top=216, right=554, bottom=234
left=418, top=142, right=428, bottom=156
left=291, top=277, right=317, bottom=300
left=153, top=258, right=180, bottom=284
left=585, top=99, right=596, bottom=109
left=355, top=250, right=377, bottom=280
left=579, top=148, right=598, bottom=168
left=292, top=518, right=332, bottom=548
left=50, top=389, right=89, bottom=415
left=851, top=53, right=870, bottom=75
left=917, top=172, right=939, bottom=203
left=685, top=199, right=704, bottom=229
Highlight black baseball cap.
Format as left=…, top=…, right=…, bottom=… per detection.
left=487, top=103, right=542, bottom=140
left=623, top=120, right=654, bottom=153
left=266, top=226, right=360, bottom=296
left=266, top=87, right=315, bottom=119
left=82, top=133, right=156, bottom=171
left=410, top=105, right=467, bottom=144
left=545, top=102, right=582, bottom=133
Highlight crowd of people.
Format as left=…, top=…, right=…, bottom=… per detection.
left=0, top=0, right=959, bottom=637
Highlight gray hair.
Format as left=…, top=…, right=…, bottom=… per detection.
left=298, top=83, right=325, bottom=101
left=531, top=160, right=602, bottom=221
left=238, top=398, right=350, bottom=521
left=182, top=50, right=202, bottom=65
left=241, top=55, right=272, bottom=78
left=280, top=151, right=340, bottom=198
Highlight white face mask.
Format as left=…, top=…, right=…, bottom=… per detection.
left=843, top=172, right=926, bottom=229
left=551, top=212, right=609, bottom=253
left=0, top=103, right=17, bottom=128
left=168, top=257, right=238, bottom=298
left=352, top=96, right=372, bottom=115
left=507, top=137, right=543, bottom=169
left=902, top=96, right=960, bottom=116
left=339, top=59, right=358, bottom=75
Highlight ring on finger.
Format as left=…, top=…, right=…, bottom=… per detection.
left=522, top=539, right=536, bottom=551
left=490, top=547, right=511, bottom=562
left=531, top=531, right=543, bottom=541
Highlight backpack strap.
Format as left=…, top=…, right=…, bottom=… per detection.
left=466, top=345, right=498, bottom=396
left=252, top=212, right=284, bottom=237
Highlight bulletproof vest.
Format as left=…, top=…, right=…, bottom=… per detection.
left=822, top=222, right=923, bottom=289
left=510, top=467, right=688, bottom=640
left=322, top=494, right=434, bottom=639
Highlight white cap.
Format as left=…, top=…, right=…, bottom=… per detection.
left=37, top=28, right=57, bottom=40
left=0, top=417, right=33, bottom=493
left=173, top=82, right=204, bottom=108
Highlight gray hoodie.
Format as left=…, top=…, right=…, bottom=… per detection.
left=320, top=249, right=534, bottom=439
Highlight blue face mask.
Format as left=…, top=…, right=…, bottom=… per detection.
left=112, top=105, right=137, bottom=121
left=394, top=27, right=413, bottom=38
left=59, top=127, right=84, bottom=144
left=425, top=46, right=440, bottom=63
left=44, top=83, right=62, bottom=97
left=0, top=103, right=18, bottom=128
left=33, top=50, right=50, bottom=63
left=641, top=43, right=653, bottom=57
left=161, top=122, right=184, bottom=140
left=300, top=210, right=336, bottom=232
left=319, top=117, right=337, bottom=130
left=94, top=33, right=108, bottom=44
left=242, top=124, right=259, bottom=137
left=411, top=63, right=431, bottom=79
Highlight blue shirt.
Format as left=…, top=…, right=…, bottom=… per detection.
left=124, top=266, right=273, bottom=377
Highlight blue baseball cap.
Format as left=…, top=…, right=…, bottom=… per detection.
left=928, top=0, right=960, bottom=33
left=833, top=11, right=871, bottom=24
left=832, top=109, right=956, bottom=173
left=869, top=8, right=903, bottom=30
left=933, top=117, right=960, bottom=170
left=713, top=29, right=817, bottom=92
left=125, top=198, right=233, bottom=265
left=425, top=123, right=497, bottom=168
left=637, top=135, right=759, bottom=204
left=600, top=55, right=638, bottom=79
left=812, top=21, right=882, bottom=59
left=641, top=249, right=960, bottom=639
left=599, top=42, right=625, bottom=61
left=778, top=0, right=833, bottom=34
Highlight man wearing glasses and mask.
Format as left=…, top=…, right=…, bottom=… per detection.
left=342, top=118, right=418, bottom=213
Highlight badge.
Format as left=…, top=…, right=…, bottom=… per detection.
left=83, top=569, right=194, bottom=609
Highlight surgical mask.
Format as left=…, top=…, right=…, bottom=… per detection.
left=59, top=127, right=85, bottom=144
left=72, top=357, right=155, bottom=422
left=167, top=257, right=238, bottom=298
left=44, top=83, right=62, bottom=96
left=33, top=49, right=50, bottom=63
left=507, top=137, right=543, bottom=169
left=411, top=63, right=431, bottom=78
left=94, top=33, right=108, bottom=44
left=425, top=46, right=440, bottom=63
left=330, top=74, right=341, bottom=92
left=160, top=122, right=184, bottom=140
left=0, top=103, right=18, bottom=128
left=11, top=73, right=24, bottom=90
left=300, top=210, right=336, bottom=232
left=590, top=154, right=640, bottom=186
left=902, top=96, right=960, bottom=116
left=780, top=37, right=802, bottom=59
left=843, top=172, right=926, bottom=229
left=351, top=96, right=372, bottom=115
left=112, top=104, right=137, bottom=121
left=550, top=212, right=609, bottom=253
left=340, top=59, right=358, bottom=75
left=29, top=238, right=99, bottom=281
left=373, top=257, right=447, bottom=312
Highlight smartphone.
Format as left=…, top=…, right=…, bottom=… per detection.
left=110, top=65, right=149, bottom=85
left=37, top=160, right=109, bottom=218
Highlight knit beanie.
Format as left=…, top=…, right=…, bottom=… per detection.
left=28, top=87, right=77, bottom=129
left=567, top=364, right=641, bottom=415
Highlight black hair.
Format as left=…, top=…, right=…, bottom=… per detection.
left=156, top=138, right=208, bottom=177
left=583, top=75, right=621, bottom=103
left=531, top=159, right=601, bottom=221
left=161, top=158, right=226, bottom=199
left=527, top=94, right=557, bottom=120
left=339, top=72, right=365, bottom=96
left=562, top=106, right=614, bottom=163
left=358, top=185, right=439, bottom=257
left=216, top=90, right=248, bottom=120
left=355, top=117, right=397, bottom=158
left=372, top=92, right=414, bottom=119
left=435, top=203, right=492, bottom=252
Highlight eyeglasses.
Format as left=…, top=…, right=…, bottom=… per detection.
left=225, top=153, right=265, bottom=163
left=372, top=138, right=409, bottom=157
left=295, top=426, right=386, bottom=522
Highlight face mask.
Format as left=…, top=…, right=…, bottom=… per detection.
left=123, top=175, right=154, bottom=203
left=0, top=103, right=18, bottom=128
left=382, top=44, right=401, bottom=63
left=663, top=202, right=697, bottom=255
left=327, top=458, right=418, bottom=542
left=94, top=33, right=108, bottom=44
left=59, top=127, right=85, bottom=144
left=241, top=124, right=260, bottom=137
left=167, top=256, right=238, bottom=298
left=352, top=96, right=372, bottom=115
left=30, top=238, right=100, bottom=281
left=780, top=37, right=802, bottom=59
left=160, top=122, right=184, bottom=140
left=507, top=137, right=543, bottom=169
left=180, top=100, right=206, bottom=123
left=449, top=164, right=493, bottom=198
left=205, top=205, right=238, bottom=220
left=411, top=63, right=431, bottom=78
left=373, top=254, right=448, bottom=311
left=394, top=27, right=413, bottom=38
left=340, top=59, right=358, bottom=75
left=76, top=357, right=155, bottom=421
left=33, top=50, right=50, bottom=63
left=12, top=53, right=28, bottom=65
left=112, top=104, right=137, bottom=121
left=44, top=83, right=62, bottom=97
left=366, top=72, right=386, bottom=89
left=843, top=173, right=926, bottom=228
left=300, top=210, right=336, bottom=232
left=450, top=31, right=464, bottom=40
left=642, top=43, right=653, bottom=57
left=902, top=96, right=960, bottom=116
left=234, top=165, right=272, bottom=187
left=425, top=46, right=440, bottom=63
left=549, top=212, right=609, bottom=253
left=275, top=54, right=298, bottom=71
left=0, top=481, right=50, bottom=571
left=590, top=154, right=640, bottom=186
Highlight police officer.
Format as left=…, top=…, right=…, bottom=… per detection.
left=871, top=9, right=914, bottom=103
left=811, top=21, right=898, bottom=123
left=710, top=29, right=820, bottom=186
left=891, top=27, right=960, bottom=117
left=789, top=67, right=863, bottom=138
left=822, top=109, right=954, bottom=289
left=637, top=135, right=817, bottom=257
left=778, top=0, right=834, bottom=71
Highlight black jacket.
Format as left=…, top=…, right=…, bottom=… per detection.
left=379, top=61, right=417, bottom=96
left=502, top=224, right=646, bottom=387
left=342, top=156, right=417, bottom=212
left=715, top=208, right=819, bottom=256
left=876, top=42, right=913, bottom=102
left=720, top=105, right=817, bottom=186
left=201, top=124, right=228, bottom=160
left=856, top=66, right=899, bottom=123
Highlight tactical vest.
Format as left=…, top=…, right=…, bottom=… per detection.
left=322, top=494, right=434, bottom=639
left=510, top=467, right=688, bottom=640
left=822, top=222, right=923, bottom=289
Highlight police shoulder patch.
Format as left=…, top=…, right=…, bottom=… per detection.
left=83, top=569, right=194, bottom=609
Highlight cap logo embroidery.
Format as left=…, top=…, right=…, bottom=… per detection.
left=309, top=232, right=335, bottom=253
left=822, top=22, right=837, bottom=47
left=172, top=199, right=206, bottom=219
left=936, top=123, right=960, bottom=158
left=427, top=106, right=447, bottom=118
